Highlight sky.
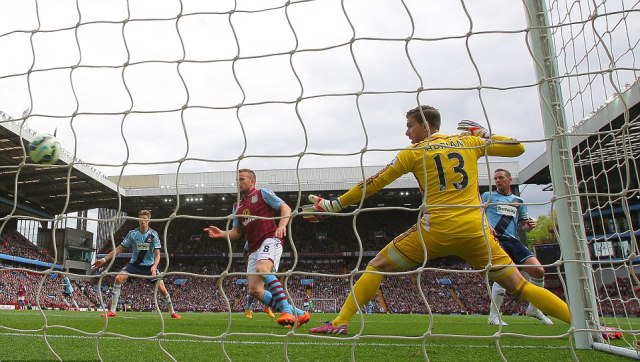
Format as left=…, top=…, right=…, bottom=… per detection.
left=0, top=0, right=638, bottom=219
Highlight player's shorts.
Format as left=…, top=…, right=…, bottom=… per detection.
left=496, top=236, right=534, bottom=264
left=63, top=292, right=73, bottom=297
left=122, top=263, right=161, bottom=283
left=247, top=237, right=282, bottom=274
left=378, top=220, right=514, bottom=276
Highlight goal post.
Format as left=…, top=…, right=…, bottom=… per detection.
left=526, top=0, right=640, bottom=358
left=525, top=0, right=600, bottom=349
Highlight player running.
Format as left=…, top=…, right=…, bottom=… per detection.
left=59, top=273, right=80, bottom=311
left=204, top=169, right=310, bottom=327
left=92, top=209, right=181, bottom=319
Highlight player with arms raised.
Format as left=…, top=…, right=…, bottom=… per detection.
left=204, top=169, right=310, bottom=327
left=308, top=105, right=570, bottom=334
left=92, top=209, right=181, bottom=319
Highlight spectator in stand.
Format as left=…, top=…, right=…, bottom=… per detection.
left=92, top=209, right=181, bottom=319
left=17, top=284, right=26, bottom=310
left=308, top=105, right=570, bottom=335
left=204, top=168, right=310, bottom=327
left=483, top=168, right=553, bottom=326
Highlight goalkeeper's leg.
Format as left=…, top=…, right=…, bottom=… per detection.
left=332, top=264, right=385, bottom=327
left=332, top=239, right=415, bottom=327
left=493, top=268, right=570, bottom=323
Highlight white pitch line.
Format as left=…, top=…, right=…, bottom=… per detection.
left=0, top=332, right=573, bottom=349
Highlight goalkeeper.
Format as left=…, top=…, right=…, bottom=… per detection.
left=309, top=105, right=570, bottom=335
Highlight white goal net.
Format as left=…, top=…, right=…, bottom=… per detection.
left=0, top=0, right=639, bottom=361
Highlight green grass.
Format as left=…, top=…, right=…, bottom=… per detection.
left=0, top=310, right=636, bottom=361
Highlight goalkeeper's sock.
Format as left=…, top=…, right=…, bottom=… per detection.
left=333, top=265, right=384, bottom=327
left=489, top=282, right=506, bottom=317
left=527, top=275, right=545, bottom=313
left=163, top=294, right=175, bottom=314
left=110, top=284, right=122, bottom=313
left=515, top=279, right=570, bottom=323
left=262, top=275, right=293, bottom=314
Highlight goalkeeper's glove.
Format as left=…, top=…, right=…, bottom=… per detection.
left=457, top=120, right=490, bottom=138
left=301, top=204, right=327, bottom=223
left=308, top=195, right=343, bottom=213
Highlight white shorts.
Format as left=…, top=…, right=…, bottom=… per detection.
left=246, top=237, right=282, bottom=274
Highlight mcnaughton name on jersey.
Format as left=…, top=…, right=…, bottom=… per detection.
left=420, top=138, right=466, bottom=151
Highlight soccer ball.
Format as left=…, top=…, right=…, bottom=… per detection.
left=28, top=134, right=61, bottom=164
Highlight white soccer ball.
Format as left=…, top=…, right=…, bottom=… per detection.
left=28, top=134, right=61, bottom=165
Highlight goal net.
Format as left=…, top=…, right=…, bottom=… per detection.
left=292, top=298, right=338, bottom=313
left=0, top=0, right=639, bottom=361
left=526, top=0, right=640, bottom=358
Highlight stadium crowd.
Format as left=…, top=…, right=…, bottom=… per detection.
left=1, top=211, right=637, bottom=318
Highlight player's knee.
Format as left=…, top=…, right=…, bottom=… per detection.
left=368, top=256, right=391, bottom=272
left=248, top=287, right=262, bottom=299
left=488, top=265, right=518, bottom=291
left=528, top=267, right=545, bottom=279
left=369, top=249, right=408, bottom=272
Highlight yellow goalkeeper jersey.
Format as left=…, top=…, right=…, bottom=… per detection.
left=339, top=133, right=524, bottom=236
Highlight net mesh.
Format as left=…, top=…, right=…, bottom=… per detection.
left=0, top=0, right=639, bottom=360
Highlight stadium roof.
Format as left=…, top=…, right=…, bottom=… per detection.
left=1, top=114, right=522, bottom=219
left=520, top=80, right=640, bottom=186
left=0, top=116, right=120, bottom=218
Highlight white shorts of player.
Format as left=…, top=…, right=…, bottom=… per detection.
left=246, top=237, right=282, bottom=274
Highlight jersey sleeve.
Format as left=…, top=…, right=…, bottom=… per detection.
left=231, top=202, right=241, bottom=229
left=261, top=188, right=285, bottom=209
left=152, top=231, right=162, bottom=250
left=486, top=135, right=525, bottom=157
left=339, top=152, right=409, bottom=208
left=481, top=191, right=490, bottom=203
left=120, top=231, right=133, bottom=249
left=517, top=198, right=530, bottom=221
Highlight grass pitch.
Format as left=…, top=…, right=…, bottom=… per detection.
left=0, top=310, right=635, bottom=361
